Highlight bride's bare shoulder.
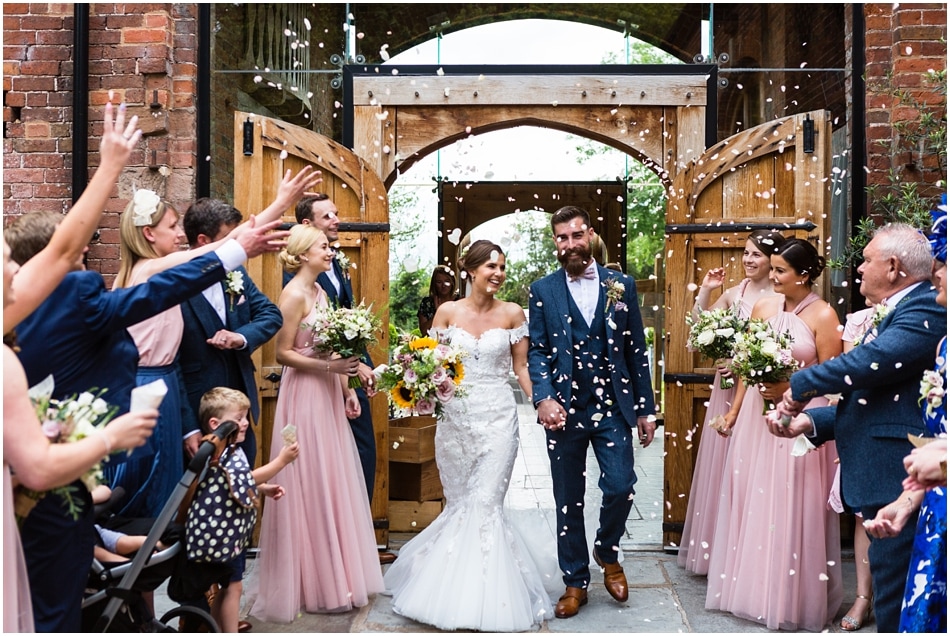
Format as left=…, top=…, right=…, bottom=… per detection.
left=501, top=301, right=528, bottom=327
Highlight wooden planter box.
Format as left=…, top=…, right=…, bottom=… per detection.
left=389, top=499, right=444, bottom=532
left=389, top=415, right=437, bottom=463
left=390, top=459, right=443, bottom=502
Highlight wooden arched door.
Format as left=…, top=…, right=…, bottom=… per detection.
left=662, top=110, right=833, bottom=548
left=233, top=112, right=391, bottom=546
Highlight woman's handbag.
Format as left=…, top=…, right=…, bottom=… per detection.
left=183, top=430, right=259, bottom=564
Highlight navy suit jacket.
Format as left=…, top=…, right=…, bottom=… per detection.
left=178, top=265, right=282, bottom=425
left=527, top=264, right=656, bottom=426
left=16, top=253, right=228, bottom=415
left=791, top=283, right=946, bottom=510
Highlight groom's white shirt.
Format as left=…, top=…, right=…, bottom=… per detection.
left=566, top=267, right=599, bottom=327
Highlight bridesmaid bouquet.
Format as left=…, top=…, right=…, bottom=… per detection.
left=730, top=318, right=798, bottom=413
left=306, top=302, right=381, bottom=388
left=15, top=376, right=118, bottom=524
left=686, top=305, right=747, bottom=389
left=375, top=333, right=467, bottom=419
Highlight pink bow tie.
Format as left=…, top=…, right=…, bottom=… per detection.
left=569, top=264, right=596, bottom=282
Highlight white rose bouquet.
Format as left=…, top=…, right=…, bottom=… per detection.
left=730, top=318, right=798, bottom=413
left=15, top=376, right=119, bottom=524
left=375, top=332, right=467, bottom=420
left=686, top=305, right=748, bottom=389
left=305, top=302, right=381, bottom=388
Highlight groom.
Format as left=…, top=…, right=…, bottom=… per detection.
left=528, top=205, right=657, bottom=618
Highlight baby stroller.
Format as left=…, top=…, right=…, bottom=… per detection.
left=82, top=422, right=240, bottom=632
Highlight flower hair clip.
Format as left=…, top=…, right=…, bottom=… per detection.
left=131, top=189, right=161, bottom=227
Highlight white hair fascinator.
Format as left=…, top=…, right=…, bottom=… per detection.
left=131, top=189, right=161, bottom=227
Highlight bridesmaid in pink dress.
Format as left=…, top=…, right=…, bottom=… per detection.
left=705, top=238, right=843, bottom=631
left=250, top=225, right=383, bottom=622
left=678, top=230, right=785, bottom=574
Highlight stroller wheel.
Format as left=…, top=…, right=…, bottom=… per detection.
left=157, top=605, right=220, bottom=632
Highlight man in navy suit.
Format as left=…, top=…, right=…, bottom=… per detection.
left=180, top=198, right=282, bottom=466
left=527, top=205, right=656, bottom=619
left=6, top=209, right=283, bottom=633
left=772, top=223, right=946, bottom=632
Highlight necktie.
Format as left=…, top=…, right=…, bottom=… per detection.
left=569, top=263, right=596, bottom=282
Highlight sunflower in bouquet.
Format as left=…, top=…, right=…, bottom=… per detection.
left=686, top=304, right=748, bottom=389
left=305, top=302, right=381, bottom=388
left=376, top=333, right=467, bottom=419
left=730, top=318, right=799, bottom=414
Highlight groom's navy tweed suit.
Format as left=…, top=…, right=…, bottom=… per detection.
left=528, top=263, right=655, bottom=588
left=790, top=282, right=945, bottom=632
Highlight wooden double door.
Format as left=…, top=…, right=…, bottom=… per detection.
left=233, top=108, right=833, bottom=550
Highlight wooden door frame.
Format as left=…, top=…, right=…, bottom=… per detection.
left=343, top=64, right=718, bottom=189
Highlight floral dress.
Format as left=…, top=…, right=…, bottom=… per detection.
left=899, top=336, right=947, bottom=633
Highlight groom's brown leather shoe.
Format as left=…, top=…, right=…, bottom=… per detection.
left=593, top=549, right=629, bottom=602
left=554, top=587, right=588, bottom=618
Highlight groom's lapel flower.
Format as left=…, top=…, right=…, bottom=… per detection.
left=604, top=278, right=626, bottom=313
left=225, top=270, right=245, bottom=311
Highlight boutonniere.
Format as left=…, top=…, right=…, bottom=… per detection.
left=335, top=250, right=353, bottom=281
left=919, top=352, right=946, bottom=420
left=225, top=270, right=245, bottom=310
left=604, top=278, right=626, bottom=313
left=854, top=302, right=892, bottom=347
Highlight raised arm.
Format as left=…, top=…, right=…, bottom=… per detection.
left=5, top=103, right=141, bottom=332
left=253, top=166, right=323, bottom=226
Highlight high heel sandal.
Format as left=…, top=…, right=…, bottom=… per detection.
left=840, top=594, right=872, bottom=631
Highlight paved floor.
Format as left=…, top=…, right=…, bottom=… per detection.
left=155, top=402, right=864, bottom=633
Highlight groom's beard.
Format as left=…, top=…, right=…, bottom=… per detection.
left=558, top=244, right=593, bottom=279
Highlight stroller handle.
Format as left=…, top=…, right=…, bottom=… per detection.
left=185, top=420, right=239, bottom=473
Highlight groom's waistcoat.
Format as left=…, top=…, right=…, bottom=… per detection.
left=567, top=292, right=613, bottom=409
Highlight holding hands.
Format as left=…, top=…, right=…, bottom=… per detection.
left=537, top=398, right=568, bottom=431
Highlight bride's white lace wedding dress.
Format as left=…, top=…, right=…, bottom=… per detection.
left=383, top=323, right=554, bottom=632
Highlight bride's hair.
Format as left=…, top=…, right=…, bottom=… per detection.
left=279, top=224, right=326, bottom=273
left=458, top=239, right=504, bottom=275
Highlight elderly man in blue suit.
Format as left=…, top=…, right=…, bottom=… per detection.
left=771, top=223, right=946, bottom=633
left=528, top=205, right=656, bottom=619
left=180, top=198, right=282, bottom=466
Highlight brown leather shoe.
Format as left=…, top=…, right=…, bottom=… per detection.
left=554, top=586, right=588, bottom=618
left=237, top=620, right=252, bottom=633
left=378, top=550, right=397, bottom=565
left=593, top=549, right=629, bottom=602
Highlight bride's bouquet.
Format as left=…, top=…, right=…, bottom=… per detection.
left=375, top=333, right=467, bottom=419
left=686, top=305, right=747, bottom=389
left=305, top=302, right=381, bottom=388
left=16, top=376, right=119, bottom=524
left=730, top=318, right=798, bottom=413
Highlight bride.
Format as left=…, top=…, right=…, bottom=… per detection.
left=384, top=239, right=554, bottom=632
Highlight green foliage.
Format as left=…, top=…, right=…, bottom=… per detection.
left=624, top=179, right=666, bottom=280
left=496, top=214, right=558, bottom=307
left=388, top=266, right=428, bottom=335
left=831, top=69, right=947, bottom=269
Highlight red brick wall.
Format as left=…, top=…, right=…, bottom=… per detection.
left=3, top=3, right=198, bottom=281
left=864, top=3, right=947, bottom=210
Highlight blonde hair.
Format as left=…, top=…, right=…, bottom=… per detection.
left=279, top=224, right=326, bottom=273
left=198, top=387, right=250, bottom=435
left=115, top=197, right=175, bottom=288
